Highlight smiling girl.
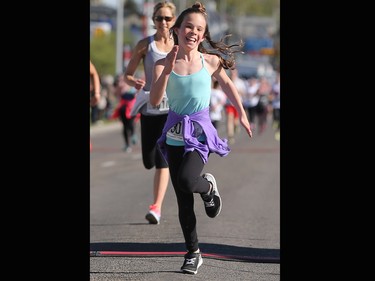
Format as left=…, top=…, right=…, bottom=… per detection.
left=150, top=1, right=252, bottom=275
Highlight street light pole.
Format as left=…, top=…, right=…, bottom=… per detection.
left=116, top=0, right=124, bottom=75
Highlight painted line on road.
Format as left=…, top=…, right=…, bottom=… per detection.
left=90, top=251, right=279, bottom=263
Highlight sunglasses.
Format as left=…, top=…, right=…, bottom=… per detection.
left=154, top=16, right=173, bottom=22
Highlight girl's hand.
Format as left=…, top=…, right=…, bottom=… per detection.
left=240, top=115, right=253, bottom=138
left=164, top=45, right=179, bottom=74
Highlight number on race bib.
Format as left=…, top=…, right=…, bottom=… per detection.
left=146, top=96, right=169, bottom=114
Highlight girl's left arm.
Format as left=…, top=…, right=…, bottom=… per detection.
left=214, top=66, right=252, bottom=138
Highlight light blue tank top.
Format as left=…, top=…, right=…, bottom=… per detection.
left=165, top=53, right=211, bottom=145
left=166, top=53, right=211, bottom=114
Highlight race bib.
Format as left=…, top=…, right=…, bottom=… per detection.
left=166, top=121, right=204, bottom=142
left=166, top=122, right=183, bottom=141
left=146, top=95, right=169, bottom=114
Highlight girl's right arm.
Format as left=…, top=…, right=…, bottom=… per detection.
left=150, top=46, right=178, bottom=106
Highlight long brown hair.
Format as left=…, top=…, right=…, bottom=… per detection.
left=171, top=2, right=243, bottom=69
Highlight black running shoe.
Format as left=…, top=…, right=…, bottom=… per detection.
left=181, top=252, right=203, bottom=274
left=201, top=173, right=222, bottom=218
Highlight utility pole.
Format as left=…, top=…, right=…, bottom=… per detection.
left=116, top=0, right=124, bottom=75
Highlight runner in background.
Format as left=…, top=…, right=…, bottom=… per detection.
left=270, top=71, right=280, bottom=140
left=242, top=76, right=259, bottom=131
left=111, top=74, right=139, bottom=152
left=225, top=68, right=246, bottom=144
left=124, top=1, right=177, bottom=224
left=90, top=60, right=101, bottom=151
left=209, top=79, right=226, bottom=129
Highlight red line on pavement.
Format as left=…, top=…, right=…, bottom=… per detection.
left=90, top=251, right=279, bottom=263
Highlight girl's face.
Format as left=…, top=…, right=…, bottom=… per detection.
left=153, top=7, right=175, bottom=33
left=175, top=13, right=206, bottom=49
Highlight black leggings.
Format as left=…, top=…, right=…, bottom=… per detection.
left=119, top=105, right=135, bottom=147
left=140, top=114, right=168, bottom=169
left=245, top=105, right=257, bottom=124
left=273, top=108, right=280, bottom=129
left=166, top=144, right=211, bottom=252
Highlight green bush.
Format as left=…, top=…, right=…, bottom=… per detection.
left=90, top=29, right=135, bottom=77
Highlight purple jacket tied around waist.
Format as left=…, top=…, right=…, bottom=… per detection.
left=157, top=107, right=230, bottom=164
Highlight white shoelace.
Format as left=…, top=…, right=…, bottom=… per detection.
left=204, top=199, right=215, bottom=207
left=185, top=258, right=196, bottom=265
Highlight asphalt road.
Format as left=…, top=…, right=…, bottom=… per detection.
left=90, top=117, right=280, bottom=280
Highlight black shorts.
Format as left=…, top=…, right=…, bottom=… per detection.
left=140, top=114, right=169, bottom=169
